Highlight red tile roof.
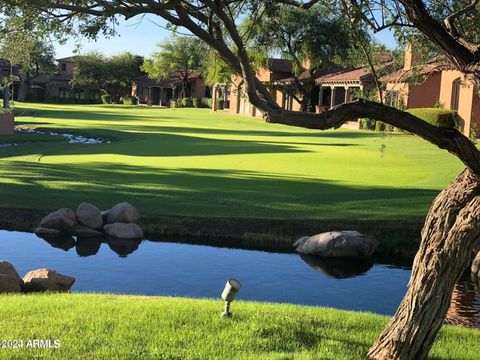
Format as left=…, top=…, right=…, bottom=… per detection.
left=135, top=71, right=203, bottom=88
left=266, top=58, right=293, bottom=74
left=314, top=66, right=374, bottom=84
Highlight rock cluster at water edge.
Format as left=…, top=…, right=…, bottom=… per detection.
left=35, top=202, right=143, bottom=240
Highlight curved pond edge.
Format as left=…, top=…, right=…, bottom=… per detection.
left=0, top=206, right=421, bottom=262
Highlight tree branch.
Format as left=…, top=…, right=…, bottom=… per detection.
left=444, top=0, right=480, bottom=39
left=265, top=99, right=480, bottom=175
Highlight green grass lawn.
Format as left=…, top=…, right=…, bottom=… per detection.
left=0, top=293, right=477, bottom=359
left=0, top=103, right=464, bottom=221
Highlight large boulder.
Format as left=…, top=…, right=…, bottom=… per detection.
left=0, top=261, right=22, bottom=292
left=76, top=202, right=103, bottom=230
left=39, top=208, right=77, bottom=232
left=34, top=227, right=63, bottom=237
left=472, top=251, right=480, bottom=278
left=0, top=274, right=21, bottom=293
left=22, top=269, right=75, bottom=293
left=294, top=231, right=378, bottom=258
left=106, top=202, right=140, bottom=224
left=73, top=224, right=104, bottom=238
left=104, top=223, right=143, bottom=239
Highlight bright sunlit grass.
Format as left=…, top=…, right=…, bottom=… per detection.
left=0, top=103, right=464, bottom=221
left=0, top=293, right=477, bottom=360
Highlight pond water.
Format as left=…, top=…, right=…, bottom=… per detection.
left=1, top=230, right=479, bottom=327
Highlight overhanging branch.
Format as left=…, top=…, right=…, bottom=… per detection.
left=265, top=99, right=480, bottom=175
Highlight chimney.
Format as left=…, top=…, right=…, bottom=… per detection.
left=404, top=43, right=418, bottom=71
left=301, top=58, right=311, bottom=69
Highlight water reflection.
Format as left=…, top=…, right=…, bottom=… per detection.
left=40, top=235, right=76, bottom=252
left=76, top=237, right=102, bottom=257
left=32, top=232, right=480, bottom=328
left=107, top=238, right=141, bottom=258
left=37, top=234, right=145, bottom=259
left=445, top=275, right=480, bottom=328
left=300, top=255, right=373, bottom=279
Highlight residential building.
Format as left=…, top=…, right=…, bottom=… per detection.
left=25, top=56, right=102, bottom=103
left=132, top=71, right=210, bottom=106
left=383, top=45, right=480, bottom=137
left=226, top=48, right=480, bottom=137
left=0, top=60, right=22, bottom=101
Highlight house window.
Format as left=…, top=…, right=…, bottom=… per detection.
left=60, top=63, right=67, bottom=72
left=386, top=91, right=399, bottom=108
left=58, top=88, right=69, bottom=100
left=283, top=93, right=293, bottom=110
left=451, top=78, right=461, bottom=111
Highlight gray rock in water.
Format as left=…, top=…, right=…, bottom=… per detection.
left=39, top=208, right=77, bottom=232
left=104, top=222, right=143, bottom=239
left=294, top=231, right=378, bottom=258
left=35, top=227, right=63, bottom=236
left=472, top=252, right=480, bottom=278
left=106, top=202, right=140, bottom=224
left=73, top=224, right=104, bottom=238
left=76, top=202, right=103, bottom=230
left=0, top=261, right=23, bottom=292
left=22, top=269, right=75, bottom=293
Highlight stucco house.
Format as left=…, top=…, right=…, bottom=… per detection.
left=229, top=59, right=293, bottom=117
left=132, top=71, right=210, bottom=106
left=21, top=56, right=102, bottom=103
left=227, top=58, right=385, bottom=120
left=383, top=45, right=480, bottom=137
left=226, top=47, right=480, bottom=138
left=0, top=59, right=22, bottom=100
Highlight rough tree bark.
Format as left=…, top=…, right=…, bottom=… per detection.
left=367, top=169, right=480, bottom=359
left=266, top=102, right=480, bottom=360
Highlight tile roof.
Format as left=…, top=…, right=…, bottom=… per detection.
left=56, top=56, right=78, bottom=62
left=314, top=66, right=375, bottom=84
left=379, top=63, right=452, bottom=83
left=266, top=58, right=293, bottom=74
left=135, top=71, right=203, bottom=87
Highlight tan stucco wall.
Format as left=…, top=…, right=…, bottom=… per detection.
left=59, top=61, right=75, bottom=75
left=407, top=72, right=442, bottom=108
left=471, top=91, right=480, bottom=136
left=192, top=78, right=206, bottom=98
left=385, top=82, right=409, bottom=108
left=439, top=70, right=475, bottom=135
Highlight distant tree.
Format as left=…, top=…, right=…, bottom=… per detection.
left=245, top=4, right=371, bottom=111
left=0, top=17, right=56, bottom=100
left=142, top=36, right=208, bottom=98
left=72, top=51, right=143, bottom=101
left=203, top=54, right=233, bottom=87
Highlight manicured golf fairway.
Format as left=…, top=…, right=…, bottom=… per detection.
left=0, top=103, right=464, bottom=221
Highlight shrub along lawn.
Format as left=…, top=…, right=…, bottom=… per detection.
left=0, top=293, right=477, bottom=360
left=0, top=103, right=464, bottom=221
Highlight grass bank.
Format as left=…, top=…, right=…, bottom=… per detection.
left=0, top=293, right=478, bottom=359
left=0, top=103, right=466, bottom=255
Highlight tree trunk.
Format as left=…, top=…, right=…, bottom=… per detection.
left=367, top=169, right=480, bottom=360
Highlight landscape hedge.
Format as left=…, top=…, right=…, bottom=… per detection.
left=121, top=96, right=138, bottom=106
left=101, top=95, right=111, bottom=104
left=406, top=108, right=458, bottom=128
